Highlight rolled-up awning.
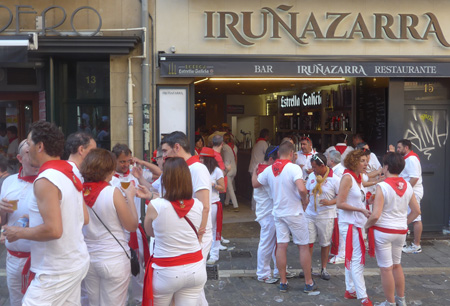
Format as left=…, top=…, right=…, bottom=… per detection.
left=0, top=36, right=31, bottom=63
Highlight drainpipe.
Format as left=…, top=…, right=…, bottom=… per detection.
left=141, top=0, right=151, bottom=160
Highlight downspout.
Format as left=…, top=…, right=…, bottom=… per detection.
left=141, top=0, right=151, bottom=160
left=148, top=12, right=155, bottom=155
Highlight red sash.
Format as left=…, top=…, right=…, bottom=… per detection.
left=38, top=160, right=82, bottom=191
left=128, top=225, right=150, bottom=266
left=142, top=250, right=203, bottom=306
left=404, top=150, right=420, bottom=162
left=272, top=159, right=291, bottom=177
left=330, top=218, right=339, bottom=255
left=345, top=224, right=365, bottom=270
left=334, top=145, right=347, bottom=155
left=83, top=181, right=110, bottom=208
left=213, top=201, right=223, bottom=240
left=195, top=148, right=201, bottom=155
left=21, top=256, right=34, bottom=294
left=384, top=177, right=407, bottom=197
left=186, top=155, right=200, bottom=166
left=368, top=226, right=408, bottom=257
left=7, top=249, right=30, bottom=258
left=114, top=169, right=130, bottom=178
left=18, top=167, right=37, bottom=183
left=343, top=169, right=362, bottom=185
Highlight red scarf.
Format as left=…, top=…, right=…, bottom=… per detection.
left=186, top=155, right=200, bottom=166
left=257, top=163, right=269, bottom=175
left=170, top=199, right=195, bottom=218
left=38, top=160, right=82, bottom=191
left=302, top=152, right=312, bottom=157
left=83, top=181, right=110, bottom=208
left=384, top=177, right=408, bottom=197
left=368, top=226, right=408, bottom=258
left=344, top=169, right=362, bottom=185
left=128, top=224, right=150, bottom=263
left=8, top=136, right=17, bottom=144
left=272, top=159, right=291, bottom=177
left=18, top=167, right=37, bottom=183
left=331, top=217, right=339, bottom=255
left=114, top=169, right=130, bottom=178
left=403, top=150, right=420, bottom=162
left=213, top=201, right=223, bottom=240
left=142, top=250, right=203, bottom=306
left=345, top=224, right=366, bottom=270
left=195, top=148, right=201, bottom=155
left=334, top=145, right=347, bottom=155
left=255, top=137, right=266, bottom=144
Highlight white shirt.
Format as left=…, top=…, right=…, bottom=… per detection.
left=338, top=173, right=368, bottom=228
left=367, top=152, right=382, bottom=173
left=110, top=172, right=143, bottom=220
left=29, top=168, right=89, bottom=275
left=257, top=162, right=304, bottom=218
left=375, top=180, right=413, bottom=230
left=400, top=154, right=423, bottom=199
left=68, top=161, right=83, bottom=183
left=188, top=161, right=213, bottom=231
left=210, top=167, right=224, bottom=203
left=249, top=140, right=268, bottom=173
left=325, top=143, right=354, bottom=162
left=305, top=170, right=340, bottom=219
left=2, top=174, right=33, bottom=252
left=332, top=163, right=345, bottom=178
left=295, top=149, right=316, bottom=179
left=254, top=164, right=273, bottom=222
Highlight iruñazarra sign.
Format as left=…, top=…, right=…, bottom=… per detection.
left=204, top=5, right=450, bottom=47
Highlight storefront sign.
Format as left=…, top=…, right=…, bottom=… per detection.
left=227, top=105, right=245, bottom=114
left=160, top=58, right=450, bottom=77
left=280, top=91, right=322, bottom=109
left=204, top=5, right=450, bottom=47
left=0, top=5, right=102, bottom=35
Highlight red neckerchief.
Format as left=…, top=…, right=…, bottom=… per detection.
left=255, top=138, right=266, bottom=144
left=170, top=198, right=195, bottom=218
left=368, top=226, right=408, bottom=258
left=18, top=167, right=37, bottom=183
left=38, top=160, right=83, bottom=191
left=384, top=177, right=408, bottom=197
left=272, top=159, right=291, bottom=177
left=302, top=151, right=313, bottom=157
left=186, top=155, right=200, bottom=166
left=195, top=148, right=201, bottom=155
left=8, top=136, right=17, bottom=144
left=82, top=181, right=110, bottom=208
left=334, top=145, right=347, bottom=155
left=344, top=169, right=362, bottom=185
left=113, top=169, right=130, bottom=178
left=327, top=167, right=334, bottom=178
left=345, top=224, right=366, bottom=270
left=257, top=163, right=269, bottom=175
left=404, top=150, right=420, bottom=162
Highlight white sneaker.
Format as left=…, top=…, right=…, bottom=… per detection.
left=395, top=296, right=407, bottom=306
left=221, top=237, right=230, bottom=244
left=206, top=259, right=217, bottom=265
left=219, top=244, right=228, bottom=251
left=402, top=243, right=422, bottom=254
left=330, top=256, right=345, bottom=265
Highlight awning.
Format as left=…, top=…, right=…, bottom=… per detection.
left=0, top=36, right=31, bottom=63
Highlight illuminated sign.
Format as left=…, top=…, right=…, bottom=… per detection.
left=280, top=91, right=322, bottom=109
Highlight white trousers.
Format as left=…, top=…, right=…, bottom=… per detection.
left=256, top=214, right=278, bottom=279
left=23, top=261, right=89, bottom=306
left=209, top=204, right=220, bottom=261
left=83, top=254, right=131, bottom=306
left=198, top=229, right=213, bottom=306
left=225, top=171, right=238, bottom=208
left=129, top=228, right=146, bottom=304
left=6, top=252, right=28, bottom=306
left=153, top=261, right=207, bottom=306
left=336, top=220, right=346, bottom=260
left=340, top=223, right=368, bottom=299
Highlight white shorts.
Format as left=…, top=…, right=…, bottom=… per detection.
left=306, top=217, right=334, bottom=247
left=274, top=214, right=309, bottom=245
left=374, top=230, right=406, bottom=268
left=407, top=196, right=421, bottom=222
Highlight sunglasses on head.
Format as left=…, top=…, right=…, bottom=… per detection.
left=312, top=154, right=324, bottom=165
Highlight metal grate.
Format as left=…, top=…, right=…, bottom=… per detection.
left=230, top=251, right=252, bottom=258
left=206, top=264, right=219, bottom=280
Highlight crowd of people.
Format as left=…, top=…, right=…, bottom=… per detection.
left=0, top=119, right=424, bottom=306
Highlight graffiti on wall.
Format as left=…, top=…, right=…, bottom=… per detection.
left=404, top=106, right=448, bottom=160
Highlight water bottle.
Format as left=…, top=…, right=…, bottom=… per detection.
left=14, top=217, right=29, bottom=228
left=443, top=217, right=450, bottom=235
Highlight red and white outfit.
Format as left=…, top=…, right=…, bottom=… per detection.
left=296, top=149, right=317, bottom=180
left=208, top=167, right=224, bottom=262
left=23, top=160, right=90, bottom=306
left=2, top=171, right=35, bottom=306
left=143, top=198, right=206, bottom=306
left=257, top=160, right=309, bottom=245
left=400, top=151, right=423, bottom=222
left=82, top=183, right=131, bottom=306
left=305, top=169, right=339, bottom=247
left=325, top=143, right=354, bottom=162
left=254, top=163, right=279, bottom=280
left=339, top=170, right=368, bottom=300
left=368, top=178, right=413, bottom=268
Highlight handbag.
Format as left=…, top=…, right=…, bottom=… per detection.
left=89, top=206, right=140, bottom=277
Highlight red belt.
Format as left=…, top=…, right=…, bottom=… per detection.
left=368, top=226, right=408, bottom=258
left=142, top=250, right=203, bottom=306
left=7, top=249, right=30, bottom=258
left=213, top=201, right=223, bottom=241
left=345, top=224, right=365, bottom=270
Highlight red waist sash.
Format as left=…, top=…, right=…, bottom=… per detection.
left=213, top=201, right=223, bottom=241
left=330, top=218, right=339, bottom=256
left=142, top=250, right=203, bottom=306
left=368, top=226, right=408, bottom=257
left=7, top=249, right=30, bottom=258
left=21, top=256, right=34, bottom=294
left=128, top=224, right=150, bottom=266
left=345, top=224, right=365, bottom=270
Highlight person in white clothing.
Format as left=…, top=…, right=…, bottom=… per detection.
left=0, top=140, right=38, bottom=306
left=140, top=157, right=207, bottom=306
left=222, top=139, right=238, bottom=211
left=3, top=120, right=90, bottom=306
left=248, top=129, right=270, bottom=174
left=325, top=134, right=354, bottom=162
left=295, top=136, right=316, bottom=179
left=305, top=153, right=340, bottom=281
left=336, top=150, right=373, bottom=306
left=81, top=148, right=139, bottom=306
left=253, top=141, right=317, bottom=294
left=356, top=144, right=383, bottom=196
left=391, top=139, right=424, bottom=254
left=365, top=152, right=421, bottom=306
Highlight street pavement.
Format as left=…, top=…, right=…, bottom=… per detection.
left=1, top=203, right=450, bottom=305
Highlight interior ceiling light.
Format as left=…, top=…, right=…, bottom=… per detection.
left=208, top=77, right=347, bottom=82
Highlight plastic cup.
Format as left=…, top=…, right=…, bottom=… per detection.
left=121, top=181, right=131, bottom=189
left=9, top=200, right=18, bottom=211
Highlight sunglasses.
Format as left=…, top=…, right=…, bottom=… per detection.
left=312, top=154, right=324, bottom=165
left=361, top=189, right=366, bottom=203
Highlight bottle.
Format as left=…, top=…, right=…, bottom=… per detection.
left=14, top=217, right=29, bottom=228
left=345, top=113, right=350, bottom=131
left=341, top=113, right=346, bottom=131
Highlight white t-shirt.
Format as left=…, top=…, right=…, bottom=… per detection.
left=400, top=154, right=423, bottom=199
left=151, top=197, right=203, bottom=263
left=7, top=138, right=18, bottom=157
left=2, top=174, right=33, bottom=252
left=83, top=185, right=129, bottom=259
left=110, top=172, right=143, bottom=220
left=332, top=163, right=345, bottom=178
left=67, top=161, right=83, bottom=183
left=305, top=170, right=340, bottom=219
left=210, top=167, right=224, bottom=203
left=257, top=162, right=304, bottom=218
left=249, top=140, right=268, bottom=173
left=29, top=168, right=89, bottom=275
left=188, top=161, right=212, bottom=232
left=375, top=180, right=413, bottom=230
left=338, top=173, right=368, bottom=228
left=295, top=149, right=316, bottom=179
left=325, top=144, right=354, bottom=162
left=367, top=153, right=382, bottom=173
left=254, top=164, right=273, bottom=222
